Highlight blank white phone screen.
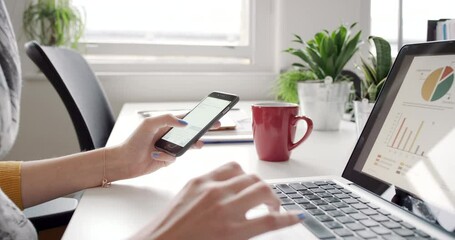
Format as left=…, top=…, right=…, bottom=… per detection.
left=161, top=97, right=231, bottom=147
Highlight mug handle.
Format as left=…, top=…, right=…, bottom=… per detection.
left=288, top=116, right=313, bottom=151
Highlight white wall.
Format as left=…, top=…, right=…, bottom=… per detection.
left=4, top=0, right=370, bottom=160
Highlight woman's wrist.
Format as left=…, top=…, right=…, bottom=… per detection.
left=104, top=145, right=129, bottom=183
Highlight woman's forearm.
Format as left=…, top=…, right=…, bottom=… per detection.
left=20, top=147, right=122, bottom=208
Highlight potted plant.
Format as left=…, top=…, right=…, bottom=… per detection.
left=285, top=23, right=362, bottom=130
left=354, top=36, right=392, bottom=134
left=22, top=0, right=85, bottom=49
left=275, top=69, right=317, bottom=104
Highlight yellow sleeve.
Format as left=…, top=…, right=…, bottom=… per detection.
left=0, top=161, right=23, bottom=209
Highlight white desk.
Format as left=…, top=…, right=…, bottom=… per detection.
left=62, top=101, right=358, bottom=240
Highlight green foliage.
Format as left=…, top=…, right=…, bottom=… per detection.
left=285, top=23, right=362, bottom=82
left=23, top=0, right=85, bottom=49
left=275, top=70, right=317, bottom=103
left=359, top=36, right=392, bottom=102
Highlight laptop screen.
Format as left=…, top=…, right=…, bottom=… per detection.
left=343, top=41, right=455, bottom=233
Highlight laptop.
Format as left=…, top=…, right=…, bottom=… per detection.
left=252, top=40, right=455, bottom=239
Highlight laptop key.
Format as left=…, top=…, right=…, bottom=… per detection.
left=343, top=198, right=359, bottom=204
left=367, top=203, right=380, bottom=209
left=389, top=215, right=403, bottom=222
left=359, top=219, right=379, bottom=227
left=393, top=228, right=414, bottom=237
left=356, top=230, right=377, bottom=239
left=294, top=198, right=309, bottom=204
left=325, top=197, right=341, bottom=203
left=305, top=195, right=320, bottom=200
left=328, top=189, right=342, bottom=194
left=360, top=208, right=378, bottom=215
left=350, top=213, right=368, bottom=220
left=341, top=207, right=358, bottom=214
left=319, top=205, right=336, bottom=211
left=415, top=229, right=431, bottom=238
left=400, top=221, right=415, bottom=229
left=333, top=228, right=354, bottom=237
left=345, top=223, right=365, bottom=231
left=371, top=214, right=389, bottom=222
left=332, top=202, right=349, bottom=208
left=382, top=235, right=406, bottom=240
left=350, top=193, right=361, bottom=198
left=327, top=210, right=344, bottom=217
left=283, top=204, right=302, bottom=211
left=308, top=209, right=325, bottom=216
left=336, top=215, right=355, bottom=223
left=276, top=184, right=296, bottom=194
left=341, top=188, right=352, bottom=194
left=301, top=203, right=317, bottom=209
left=378, top=208, right=391, bottom=215
left=301, top=182, right=319, bottom=188
left=381, top=220, right=402, bottom=229
left=280, top=198, right=295, bottom=205
left=370, top=226, right=391, bottom=235
left=315, top=215, right=333, bottom=222
left=321, top=185, right=335, bottom=190
left=299, top=211, right=335, bottom=239
left=317, top=192, right=333, bottom=198
left=287, top=193, right=303, bottom=199
left=299, top=190, right=313, bottom=195
left=343, top=237, right=361, bottom=240
left=314, top=181, right=328, bottom=186
left=312, top=200, right=328, bottom=205
left=276, top=193, right=287, bottom=199
left=289, top=183, right=307, bottom=191
left=310, top=188, right=326, bottom=193
left=324, top=221, right=343, bottom=229
left=352, top=203, right=369, bottom=210
left=334, top=193, right=351, bottom=199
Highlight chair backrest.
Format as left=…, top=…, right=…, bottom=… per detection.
left=25, top=41, right=115, bottom=151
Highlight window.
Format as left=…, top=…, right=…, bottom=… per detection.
left=72, top=0, right=273, bottom=72
left=371, top=0, right=455, bottom=57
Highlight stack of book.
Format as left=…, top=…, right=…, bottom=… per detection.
left=427, top=19, right=455, bottom=41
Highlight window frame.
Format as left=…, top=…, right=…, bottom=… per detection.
left=76, top=0, right=274, bottom=73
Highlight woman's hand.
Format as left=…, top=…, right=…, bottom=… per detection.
left=133, top=162, right=302, bottom=240
left=107, top=114, right=219, bottom=181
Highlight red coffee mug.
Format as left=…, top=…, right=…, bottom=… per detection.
left=252, top=102, right=313, bottom=162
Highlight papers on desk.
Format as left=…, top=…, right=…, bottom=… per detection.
left=137, top=109, right=253, bottom=143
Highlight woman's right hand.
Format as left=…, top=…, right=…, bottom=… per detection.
left=133, top=162, right=302, bottom=240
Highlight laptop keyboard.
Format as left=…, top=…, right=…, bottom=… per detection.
left=271, top=181, right=433, bottom=239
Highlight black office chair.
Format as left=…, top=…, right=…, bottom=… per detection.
left=24, top=41, right=115, bottom=230
left=25, top=41, right=115, bottom=151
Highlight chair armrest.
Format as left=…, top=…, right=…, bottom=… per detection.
left=24, top=197, right=78, bottom=231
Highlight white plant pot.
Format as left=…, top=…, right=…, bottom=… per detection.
left=297, top=81, right=352, bottom=131
left=353, top=100, right=375, bottom=136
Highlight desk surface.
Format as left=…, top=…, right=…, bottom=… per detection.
left=62, top=101, right=358, bottom=240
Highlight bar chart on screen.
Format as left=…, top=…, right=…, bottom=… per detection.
left=386, top=113, right=428, bottom=157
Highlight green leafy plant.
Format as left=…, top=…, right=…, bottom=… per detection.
left=358, top=36, right=392, bottom=102
left=23, top=0, right=85, bottom=48
left=275, top=70, right=317, bottom=103
left=285, top=23, right=362, bottom=82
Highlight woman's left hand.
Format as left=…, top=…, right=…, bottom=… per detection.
left=106, top=114, right=220, bottom=181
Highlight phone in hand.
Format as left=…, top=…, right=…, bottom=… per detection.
left=155, top=91, right=240, bottom=157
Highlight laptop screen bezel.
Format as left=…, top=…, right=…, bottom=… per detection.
left=342, top=40, right=455, bottom=197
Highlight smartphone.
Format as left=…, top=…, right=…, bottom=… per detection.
left=155, top=91, right=239, bottom=157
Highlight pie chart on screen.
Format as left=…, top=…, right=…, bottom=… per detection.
left=421, top=66, right=454, bottom=101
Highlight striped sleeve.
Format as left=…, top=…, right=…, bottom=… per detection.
left=0, top=161, right=23, bottom=209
